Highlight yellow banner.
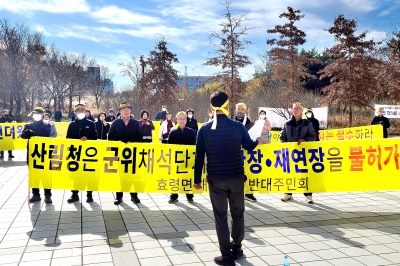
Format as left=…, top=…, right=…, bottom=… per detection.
left=269, top=125, right=383, bottom=143
left=28, top=137, right=400, bottom=193
left=1, top=122, right=383, bottom=150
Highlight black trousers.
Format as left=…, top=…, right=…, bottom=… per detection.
left=0, top=150, right=12, bottom=155
left=286, top=193, right=312, bottom=196
left=170, top=194, right=193, bottom=200
left=32, top=188, right=51, bottom=196
left=71, top=190, right=92, bottom=196
left=142, top=139, right=152, bottom=143
left=208, top=177, right=245, bottom=257
left=116, top=192, right=137, bottom=200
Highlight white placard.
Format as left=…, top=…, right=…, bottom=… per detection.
left=374, top=105, right=400, bottom=118
left=258, top=107, right=328, bottom=128
left=248, top=119, right=265, bottom=141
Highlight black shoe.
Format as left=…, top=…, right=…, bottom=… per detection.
left=232, top=248, right=244, bottom=260
left=29, top=195, right=41, bottom=203
left=8, top=154, right=14, bottom=159
left=67, top=195, right=79, bottom=203
left=131, top=196, right=140, bottom=204
left=44, top=195, right=52, bottom=204
left=187, top=198, right=194, bottom=204
left=86, top=195, right=93, bottom=203
left=114, top=198, right=122, bottom=205
left=0, top=154, right=4, bottom=159
left=244, top=194, right=257, bottom=202
left=168, top=198, right=178, bottom=204
left=214, top=256, right=235, bottom=266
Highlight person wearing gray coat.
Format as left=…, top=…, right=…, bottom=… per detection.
left=43, top=113, right=58, bottom=138
left=280, top=102, right=316, bottom=204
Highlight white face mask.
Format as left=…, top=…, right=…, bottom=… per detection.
left=33, top=114, right=42, bottom=121
left=259, top=115, right=266, bottom=119
left=162, top=108, right=166, bottom=112
left=188, top=114, right=193, bottom=119
left=43, top=119, right=50, bottom=124
left=306, top=113, right=312, bottom=118
left=378, top=112, right=383, bottom=116
left=77, top=113, right=86, bottom=120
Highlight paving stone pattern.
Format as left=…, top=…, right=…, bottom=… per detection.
left=1, top=151, right=400, bottom=265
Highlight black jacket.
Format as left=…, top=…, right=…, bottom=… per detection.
left=307, top=115, right=320, bottom=141
left=54, top=111, right=62, bottom=120
left=280, top=117, right=316, bottom=143
left=21, top=121, right=51, bottom=139
left=108, top=118, right=142, bottom=143
left=0, top=115, right=13, bottom=123
left=371, top=116, right=390, bottom=138
left=155, top=111, right=167, bottom=121
left=66, top=118, right=97, bottom=140
left=86, top=115, right=95, bottom=122
left=168, top=127, right=196, bottom=145
left=106, top=115, right=116, bottom=122
left=140, top=120, right=155, bottom=138
left=185, top=118, right=198, bottom=134
left=235, top=116, right=254, bottom=131
left=95, top=120, right=110, bottom=140
left=194, top=114, right=258, bottom=183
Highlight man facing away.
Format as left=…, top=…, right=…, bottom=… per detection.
left=280, top=102, right=316, bottom=204
left=194, top=92, right=261, bottom=266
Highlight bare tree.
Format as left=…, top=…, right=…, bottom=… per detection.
left=205, top=0, right=254, bottom=116
left=0, top=19, right=46, bottom=117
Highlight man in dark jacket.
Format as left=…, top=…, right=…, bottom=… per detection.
left=139, top=110, right=155, bottom=142
left=168, top=111, right=196, bottom=204
left=95, top=112, right=110, bottom=140
left=66, top=104, right=97, bottom=204
left=185, top=108, right=198, bottom=134
left=194, top=92, right=260, bottom=266
left=21, top=107, right=52, bottom=203
left=280, top=102, right=316, bottom=204
left=371, top=107, right=390, bottom=138
left=305, top=108, right=320, bottom=141
left=54, top=110, right=62, bottom=122
left=44, top=107, right=52, bottom=117
left=155, top=105, right=167, bottom=122
left=69, top=110, right=76, bottom=121
left=105, top=109, right=116, bottom=122
left=0, top=109, right=14, bottom=159
left=108, top=102, right=143, bottom=205
left=234, top=103, right=257, bottom=203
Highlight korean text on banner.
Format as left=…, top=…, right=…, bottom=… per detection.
left=28, top=137, right=400, bottom=194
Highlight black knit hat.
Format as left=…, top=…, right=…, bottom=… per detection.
left=140, top=110, right=149, bottom=118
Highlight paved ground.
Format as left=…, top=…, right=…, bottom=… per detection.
left=1, top=151, right=400, bottom=266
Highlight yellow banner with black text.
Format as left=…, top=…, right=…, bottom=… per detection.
left=28, top=136, right=400, bottom=193
left=0, top=121, right=384, bottom=151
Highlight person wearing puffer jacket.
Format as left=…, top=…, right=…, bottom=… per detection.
left=139, top=110, right=155, bottom=142
left=43, top=113, right=57, bottom=138
left=95, top=112, right=111, bottom=140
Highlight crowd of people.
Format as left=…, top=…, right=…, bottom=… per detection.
left=0, top=94, right=394, bottom=266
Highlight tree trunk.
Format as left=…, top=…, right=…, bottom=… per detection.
left=69, top=86, right=73, bottom=113
left=349, top=105, right=353, bottom=126
left=9, top=96, right=13, bottom=112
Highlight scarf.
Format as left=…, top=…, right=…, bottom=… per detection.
left=167, top=120, right=173, bottom=133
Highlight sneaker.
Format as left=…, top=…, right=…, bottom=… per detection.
left=306, top=195, right=313, bottom=204
left=44, top=195, right=52, bottom=204
left=131, top=196, right=140, bottom=204
left=86, top=195, right=93, bottom=203
left=244, top=194, right=257, bottom=202
left=281, top=194, right=293, bottom=202
left=29, top=195, right=41, bottom=203
left=187, top=198, right=194, bottom=204
left=114, top=198, right=122, bottom=205
left=214, top=256, right=235, bottom=266
left=232, top=248, right=244, bottom=260
left=67, top=195, right=79, bottom=203
left=168, top=198, right=178, bottom=204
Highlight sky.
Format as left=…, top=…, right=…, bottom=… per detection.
left=1, top=0, right=400, bottom=88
